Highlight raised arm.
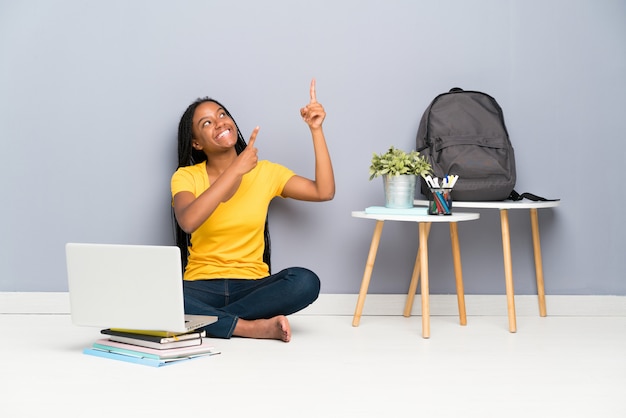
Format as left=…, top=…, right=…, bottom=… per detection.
left=282, top=79, right=335, bottom=201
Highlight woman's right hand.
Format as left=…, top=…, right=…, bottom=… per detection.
left=231, top=126, right=260, bottom=176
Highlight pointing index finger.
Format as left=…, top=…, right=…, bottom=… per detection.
left=309, top=78, right=317, bottom=103
left=248, top=126, right=260, bottom=147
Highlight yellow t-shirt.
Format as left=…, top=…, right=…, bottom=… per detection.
left=171, top=160, right=294, bottom=281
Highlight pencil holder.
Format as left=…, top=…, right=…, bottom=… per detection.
left=428, top=188, right=453, bottom=215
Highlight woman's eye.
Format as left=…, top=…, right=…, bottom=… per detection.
left=203, top=120, right=211, bottom=126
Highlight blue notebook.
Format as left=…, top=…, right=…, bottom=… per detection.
left=83, top=348, right=201, bottom=367
left=365, top=206, right=428, bottom=216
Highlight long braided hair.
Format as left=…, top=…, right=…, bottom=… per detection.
left=173, top=97, right=272, bottom=274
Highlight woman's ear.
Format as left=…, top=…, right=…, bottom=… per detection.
left=192, top=140, right=202, bottom=150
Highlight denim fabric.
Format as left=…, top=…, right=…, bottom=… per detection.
left=182, top=267, right=320, bottom=339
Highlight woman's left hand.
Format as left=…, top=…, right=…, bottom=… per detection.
left=300, top=79, right=325, bottom=129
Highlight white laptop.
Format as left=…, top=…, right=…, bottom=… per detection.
left=66, top=243, right=217, bottom=334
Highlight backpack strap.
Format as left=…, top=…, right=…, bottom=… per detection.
left=507, top=190, right=560, bottom=202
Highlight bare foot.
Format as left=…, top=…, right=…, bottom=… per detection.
left=233, top=316, right=291, bottom=342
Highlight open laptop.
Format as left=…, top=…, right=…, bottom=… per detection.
left=66, top=243, right=217, bottom=334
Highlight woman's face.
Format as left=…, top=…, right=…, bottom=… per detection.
left=191, top=101, right=238, bottom=153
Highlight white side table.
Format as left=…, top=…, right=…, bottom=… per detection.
left=414, top=199, right=561, bottom=332
left=351, top=210, right=480, bottom=338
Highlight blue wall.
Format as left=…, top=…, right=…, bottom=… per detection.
left=1, top=0, right=624, bottom=295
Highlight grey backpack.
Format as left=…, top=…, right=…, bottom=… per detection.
left=416, top=88, right=516, bottom=201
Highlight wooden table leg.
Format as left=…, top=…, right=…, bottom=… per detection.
left=352, top=220, right=385, bottom=327
left=449, top=222, right=467, bottom=326
left=419, top=222, right=431, bottom=338
left=404, top=223, right=432, bottom=317
left=530, top=208, right=547, bottom=317
left=500, top=209, right=517, bottom=333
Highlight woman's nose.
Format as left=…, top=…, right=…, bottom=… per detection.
left=214, top=118, right=226, bottom=129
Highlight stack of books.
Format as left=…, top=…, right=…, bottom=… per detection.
left=83, top=328, right=220, bottom=367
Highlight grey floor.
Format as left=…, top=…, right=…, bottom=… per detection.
left=2, top=313, right=625, bottom=417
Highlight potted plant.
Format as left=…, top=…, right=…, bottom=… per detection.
left=369, top=146, right=432, bottom=208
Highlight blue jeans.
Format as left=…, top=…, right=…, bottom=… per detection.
left=183, top=267, right=320, bottom=339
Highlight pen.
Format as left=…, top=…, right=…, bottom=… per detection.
left=435, top=191, right=450, bottom=213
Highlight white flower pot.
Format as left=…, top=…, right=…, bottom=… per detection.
left=383, top=174, right=416, bottom=209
